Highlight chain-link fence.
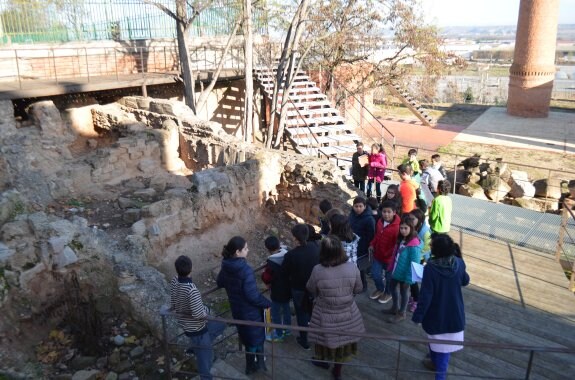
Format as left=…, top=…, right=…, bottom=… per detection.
left=0, top=0, right=268, bottom=44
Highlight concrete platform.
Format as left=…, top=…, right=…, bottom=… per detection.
left=454, top=107, right=575, bottom=154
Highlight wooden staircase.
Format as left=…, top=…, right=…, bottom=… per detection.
left=255, top=68, right=360, bottom=170
left=386, top=82, right=435, bottom=126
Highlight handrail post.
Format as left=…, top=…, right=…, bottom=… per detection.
left=453, top=155, right=458, bottom=193
left=161, top=314, right=172, bottom=380
left=84, top=47, right=90, bottom=82
left=546, top=169, right=552, bottom=212
left=524, top=350, right=535, bottom=379
left=394, top=341, right=401, bottom=379
left=556, top=206, right=568, bottom=262
left=51, top=48, right=58, bottom=84
left=14, top=50, right=22, bottom=89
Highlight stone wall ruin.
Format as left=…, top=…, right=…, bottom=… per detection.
left=0, top=95, right=356, bottom=374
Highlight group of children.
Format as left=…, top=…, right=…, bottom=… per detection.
left=168, top=145, right=458, bottom=379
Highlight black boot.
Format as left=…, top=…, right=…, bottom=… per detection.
left=245, top=352, right=258, bottom=375
left=255, top=346, right=267, bottom=371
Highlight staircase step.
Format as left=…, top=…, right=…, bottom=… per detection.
left=277, top=93, right=328, bottom=102
left=263, top=86, right=322, bottom=95
left=318, top=144, right=358, bottom=156
left=290, top=133, right=360, bottom=147
left=285, top=115, right=345, bottom=127
left=285, top=108, right=339, bottom=118
left=285, top=124, right=352, bottom=136
left=285, top=100, right=333, bottom=109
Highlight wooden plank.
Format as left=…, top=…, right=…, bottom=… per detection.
left=285, top=115, right=345, bottom=126
left=285, top=108, right=339, bottom=118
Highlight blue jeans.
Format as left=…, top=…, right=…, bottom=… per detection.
left=186, top=320, right=226, bottom=380
left=271, top=301, right=291, bottom=336
left=371, top=259, right=391, bottom=293
left=291, top=289, right=310, bottom=342
left=430, top=349, right=451, bottom=380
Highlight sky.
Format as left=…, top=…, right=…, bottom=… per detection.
left=421, top=0, right=575, bottom=27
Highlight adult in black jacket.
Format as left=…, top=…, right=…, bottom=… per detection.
left=349, top=196, right=376, bottom=292
left=282, top=224, right=320, bottom=350
left=217, top=236, right=271, bottom=375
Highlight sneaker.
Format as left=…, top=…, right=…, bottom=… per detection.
left=296, top=337, right=311, bottom=350
left=282, top=330, right=292, bottom=338
left=409, top=301, right=418, bottom=313
left=387, top=312, right=407, bottom=324
left=266, top=333, right=284, bottom=343
left=378, top=294, right=392, bottom=304
left=370, top=290, right=383, bottom=300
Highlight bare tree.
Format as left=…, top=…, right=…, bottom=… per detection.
left=243, top=0, right=254, bottom=142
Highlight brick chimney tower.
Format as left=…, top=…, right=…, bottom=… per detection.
left=507, top=0, right=560, bottom=117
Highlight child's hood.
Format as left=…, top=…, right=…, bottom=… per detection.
left=342, top=233, right=360, bottom=246
left=267, top=247, right=288, bottom=265
left=405, top=237, right=421, bottom=247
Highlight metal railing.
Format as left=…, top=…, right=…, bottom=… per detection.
left=0, top=44, right=249, bottom=89
left=556, top=201, right=575, bottom=290
left=161, top=294, right=575, bottom=380
left=392, top=143, right=575, bottom=212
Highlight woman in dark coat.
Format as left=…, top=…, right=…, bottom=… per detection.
left=217, top=236, right=271, bottom=375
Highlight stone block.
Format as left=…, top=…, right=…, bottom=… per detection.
left=118, top=197, right=137, bottom=209
left=131, top=220, right=147, bottom=236
left=49, top=236, right=68, bottom=254
left=0, top=242, right=14, bottom=265
left=72, top=370, right=100, bottom=380
left=1, top=220, right=30, bottom=241
left=28, top=101, right=66, bottom=138
left=133, top=188, right=157, bottom=201
left=137, top=158, right=158, bottom=174
left=533, top=178, right=563, bottom=200
left=508, top=170, right=536, bottom=198
left=54, top=246, right=78, bottom=269
left=150, top=176, right=167, bottom=193
left=19, top=263, right=46, bottom=292
left=513, top=197, right=558, bottom=212
left=483, top=174, right=511, bottom=201
left=458, top=184, right=488, bottom=200
left=123, top=208, right=142, bottom=224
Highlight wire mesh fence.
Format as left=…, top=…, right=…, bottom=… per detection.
left=0, top=0, right=268, bottom=44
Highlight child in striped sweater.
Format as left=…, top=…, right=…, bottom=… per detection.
left=171, top=255, right=225, bottom=380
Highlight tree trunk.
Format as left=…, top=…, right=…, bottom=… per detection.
left=176, top=0, right=196, bottom=113
left=243, top=0, right=254, bottom=143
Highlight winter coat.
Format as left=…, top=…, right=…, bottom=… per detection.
left=351, top=152, right=369, bottom=181
left=261, top=249, right=291, bottom=303
left=370, top=214, right=400, bottom=265
left=367, top=153, right=387, bottom=183
left=306, top=262, right=365, bottom=348
left=402, top=157, right=421, bottom=175
left=217, top=257, right=271, bottom=347
left=340, top=233, right=360, bottom=264
left=422, top=166, right=444, bottom=193
left=412, top=256, right=470, bottom=335
left=399, top=179, right=418, bottom=214
left=348, top=206, right=375, bottom=258
left=417, top=223, right=431, bottom=260
left=282, top=242, right=320, bottom=291
left=391, top=237, right=421, bottom=284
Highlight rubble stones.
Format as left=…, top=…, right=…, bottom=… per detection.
left=71, top=369, right=100, bottom=380
left=123, top=209, right=142, bottom=224
left=508, top=170, right=536, bottom=198
left=54, top=246, right=79, bottom=268
left=533, top=178, right=563, bottom=200
left=133, top=188, right=156, bottom=201
left=458, top=183, right=488, bottom=200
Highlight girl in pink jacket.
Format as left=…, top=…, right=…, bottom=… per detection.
left=367, top=143, right=387, bottom=202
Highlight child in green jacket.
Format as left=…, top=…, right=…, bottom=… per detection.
left=429, top=180, right=453, bottom=234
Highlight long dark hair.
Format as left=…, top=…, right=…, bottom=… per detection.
left=222, top=236, right=246, bottom=259
left=430, top=234, right=460, bottom=259
left=329, top=214, right=354, bottom=243
left=398, top=214, right=418, bottom=243
left=319, top=236, right=349, bottom=267
left=382, top=184, right=402, bottom=214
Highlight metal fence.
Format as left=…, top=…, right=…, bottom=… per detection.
left=556, top=202, right=575, bottom=289
left=0, top=0, right=268, bottom=44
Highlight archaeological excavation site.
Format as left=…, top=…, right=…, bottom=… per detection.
left=0, top=96, right=357, bottom=379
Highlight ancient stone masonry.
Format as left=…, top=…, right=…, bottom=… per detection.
left=0, top=95, right=358, bottom=374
